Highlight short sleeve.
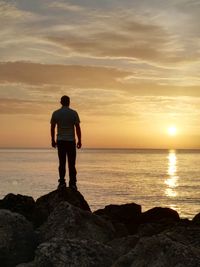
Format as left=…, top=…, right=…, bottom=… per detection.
left=74, top=111, right=80, bottom=125
left=50, top=112, right=57, bottom=124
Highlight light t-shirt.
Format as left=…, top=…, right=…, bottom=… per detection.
left=50, top=107, right=80, bottom=141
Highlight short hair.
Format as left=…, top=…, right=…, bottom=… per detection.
left=60, top=95, right=70, bottom=106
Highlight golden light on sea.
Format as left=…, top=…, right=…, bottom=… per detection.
left=165, top=150, right=179, bottom=198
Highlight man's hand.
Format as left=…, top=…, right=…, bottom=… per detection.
left=51, top=140, right=57, bottom=148
left=51, top=123, right=56, bottom=148
left=75, top=123, right=82, bottom=149
left=77, top=140, right=82, bottom=149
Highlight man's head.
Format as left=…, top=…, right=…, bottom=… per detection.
left=60, top=95, right=70, bottom=106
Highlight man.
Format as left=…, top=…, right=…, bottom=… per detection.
left=50, top=95, right=82, bottom=190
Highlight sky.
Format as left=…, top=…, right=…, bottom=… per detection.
left=0, top=0, right=200, bottom=148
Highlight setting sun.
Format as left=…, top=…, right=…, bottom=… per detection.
left=168, top=126, right=177, bottom=136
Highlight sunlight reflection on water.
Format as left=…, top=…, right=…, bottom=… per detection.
left=165, top=150, right=179, bottom=198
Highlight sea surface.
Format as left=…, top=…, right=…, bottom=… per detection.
left=0, top=148, right=200, bottom=219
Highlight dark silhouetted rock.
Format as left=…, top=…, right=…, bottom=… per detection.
left=163, top=224, right=200, bottom=248
left=17, top=263, right=35, bottom=267
left=112, top=234, right=200, bottom=267
left=94, top=203, right=141, bottom=234
left=137, top=221, right=175, bottom=237
left=2, top=188, right=200, bottom=267
left=32, top=187, right=91, bottom=227
left=0, top=209, right=37, bottom=267
left=192, top=212, right=200, bottom=225
left=17, top=238, right=117, bottom=267
left=38, top=201, right=116, bottom=244
left=140, top=207, right=180, bottom=224
left=109, top=235, right=139, bottom=258
left=0, top=193, right=35, bottom=221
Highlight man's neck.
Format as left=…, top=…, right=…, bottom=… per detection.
left=62, top=105, right=69, bottom=108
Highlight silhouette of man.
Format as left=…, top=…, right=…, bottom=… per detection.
left=50, top=95, right=82, bottom=190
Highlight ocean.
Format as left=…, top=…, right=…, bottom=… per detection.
left=0, top=148, right=199, bottom=219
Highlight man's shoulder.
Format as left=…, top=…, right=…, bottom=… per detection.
left=68, top=108, right=80, bottom=123
left=52, top=108, right=62, bottom=115
left=68, top=107, right=78, bottom=114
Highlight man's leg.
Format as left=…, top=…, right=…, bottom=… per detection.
left=57, top=141, right=67, bottom=185
left=67, top=141, right=77, bottom=189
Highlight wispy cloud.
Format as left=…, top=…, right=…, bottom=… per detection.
left=0, top=98, right=53, bottom=115
left=0, top=1, right=40, bottom=23
left=0, top=61, right=200, bottom=97
left=47, top=16, right=172, bottom=63
left=49, top=1, right=85, bottom=12
left=0, top=62, right=131, bottom=88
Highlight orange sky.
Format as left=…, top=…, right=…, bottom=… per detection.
left=0, top=0, right=200, bottom=148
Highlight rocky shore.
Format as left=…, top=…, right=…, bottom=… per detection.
left=0, top=188, right=200, bottom=267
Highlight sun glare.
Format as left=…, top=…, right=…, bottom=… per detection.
left=168, top=126, right=177, bottom=136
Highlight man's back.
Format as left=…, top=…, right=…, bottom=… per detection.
left=51, top=107, right=80, bottom=141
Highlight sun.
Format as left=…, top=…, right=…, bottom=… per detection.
left=168, top=126, right=177, bottom=136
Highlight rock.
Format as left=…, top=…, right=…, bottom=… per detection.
left=94, top=203, right=141, bottom=234
left=0, top=193, right=35, bottom=222
left=137, top=222, right=174, bottom=237
left=0, top=209, right=37, bottom=267
left=135, top=208, right=181, bottom=240
left=192, top=212, right=200, bottom=225
left=32, top=187, right=91, bottom=227
left=163, top=224, right=200, bottom=248
left=108, top=235, right=139, bottom=258
left=17, top=263, right=35, bottom=267
left=38, top=201, right=116, bottom=244
left=17, top=238, right=117, bottom=267
left=140, top=207, right=180, bottom=224
left=112, top=233, right=200, bottom=267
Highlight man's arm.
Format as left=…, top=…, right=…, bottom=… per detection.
left=75, top=123, right=82, bottom=149
left=51, top=123, right=57, bottom=148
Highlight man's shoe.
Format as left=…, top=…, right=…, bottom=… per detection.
left=57, top=179, right=66, bottom=190
left=69, top=184, right=77, bottom=191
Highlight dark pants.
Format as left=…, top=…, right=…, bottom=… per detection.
left=57, top=140, right=77, bottom=185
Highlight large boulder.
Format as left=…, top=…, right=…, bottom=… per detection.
left=112, top=233, right=200, bottom=267
left=0, top=209, right=36, bottom=267
left=94, top=203, right=141, bottom=234
left=109, top=220, right=199, bottom=261
left=17, top=238, right=117, bottom=267
left=192, top=212, right=200, bottom=225
left=38, top=201, right=116, bottom=244
left=140, top=207, right=180, bottom=224
left=137, top=222, right=175, bottom=237
left=32, top=187, right=91, bottom=227
left=162, top=224, right=200, bottom=248
left=0, top=193, right=35, bottom=222
left=108, top=235, right=139, bottom=258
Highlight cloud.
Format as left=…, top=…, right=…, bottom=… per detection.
left=0, top=1, right=40, bottom=24
left=0, top=98, right=53, bottom=115
left=0, top=0, right=199, bottom=69
left=1, top=61, right=200, bottom=99
left=46, top=11, right=200, bottom=66
left=0, top=1, right=27, bottom=20
left=47, top=18, right=170, bottom=62
left=49, top=1, right=85, bottom=12
left=0, top=61, right=131, bottom=88
left=0, top=1, right=200, bottom=99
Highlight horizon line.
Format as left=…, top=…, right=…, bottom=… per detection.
left=0, top=147, right=200, bottom=151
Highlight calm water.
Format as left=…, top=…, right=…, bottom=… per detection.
left=0, top=148, right=200, bottom=219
